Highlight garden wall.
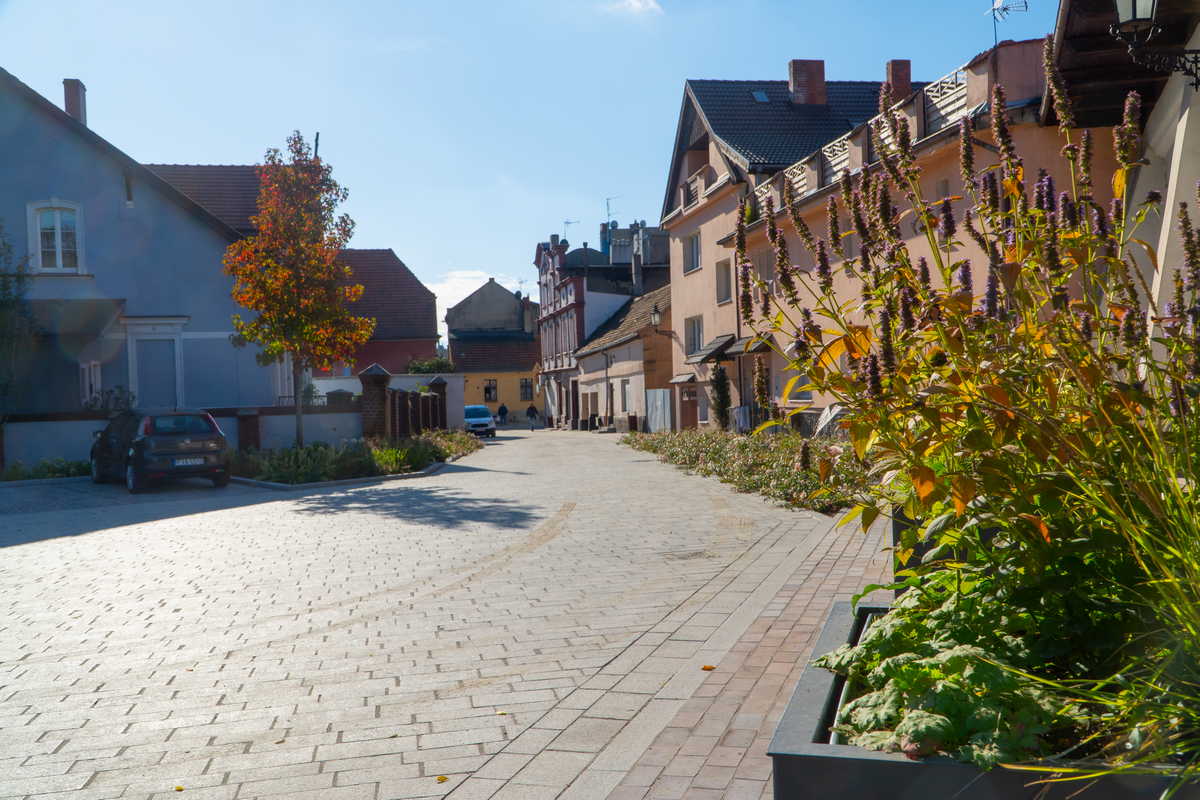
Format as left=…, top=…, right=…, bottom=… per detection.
left=3, top=418, right=108, bottom=467
left=258, top=411, right=362, bottom=450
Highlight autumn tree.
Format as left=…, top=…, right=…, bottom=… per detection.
left=223, top=131, right=374, bottom=446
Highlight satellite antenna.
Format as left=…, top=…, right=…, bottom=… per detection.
left=563, top=219, right=579, bottom=240
left=987, top=0, right=1029, bottom=47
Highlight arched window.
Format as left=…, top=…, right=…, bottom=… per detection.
left=29, top=201, right=85, bottom=272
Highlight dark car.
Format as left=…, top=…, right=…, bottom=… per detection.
left=90, top=409, right=230, bottom=493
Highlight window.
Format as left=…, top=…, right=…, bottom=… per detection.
left=79, top=361, right=101, bottom=406
left=620, top=379, right=630, bottom=413
left=520, top=378, right=534, bottom=402
left=484, top=379, right=498, bottom=402
left=32, top=203, right=82, bottom=271
left=685, top=315, right=704, bottom=355
left=698, top=389, right=709, bottom=422
left=751, top=89, right=770, bottom=103
left=779, top=372, right=813, bottom=402
left=715, top=259, right=732, bottom=304
left=683, top=233, right=701, bottom=273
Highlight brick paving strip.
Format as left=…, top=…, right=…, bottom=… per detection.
left=0, top=433, right=881, bottom=800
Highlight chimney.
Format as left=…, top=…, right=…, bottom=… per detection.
left=632, top=252, right=644, bottom=296
left=63, top=79, right=87, bottom=125
left=550, top=234, right=560, bottom=246
left=788, top=60, right=825, bottom=105
left=600, top=222, right=611, bottom=256
left=886, top=59, right=912, bottom=100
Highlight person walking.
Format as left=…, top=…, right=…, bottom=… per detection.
left=497, top=403, right=509, bottom=425
left=526, top=404, right=539, bottom=431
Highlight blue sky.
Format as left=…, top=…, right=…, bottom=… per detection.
left=1, top=0, right=1056, bottom=334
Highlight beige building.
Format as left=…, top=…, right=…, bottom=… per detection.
left=574, top=285, right=674, bottom=433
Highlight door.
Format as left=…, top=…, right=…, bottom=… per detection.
left=136, top=339, right=178, bottom=408
left=570, top=380, right=580, bottom=425
left=679, top=387, right=698, bottom=430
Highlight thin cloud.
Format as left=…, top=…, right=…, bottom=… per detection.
left=605, top=0, right=664, bottom=15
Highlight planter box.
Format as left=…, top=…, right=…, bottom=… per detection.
left=768, top=601, right=1199, bottom=799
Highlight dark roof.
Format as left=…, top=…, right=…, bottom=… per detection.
left=684, top=333, right=736, bottom=364
left=339, top=249, right=437, bottom=341
left=0, top=68, right=240, bottom=242
left=576, top=285, right=671, bottom=357
left=728, top=334, right=774, bottom=355
left=449, top=335, right=539, bottom=373
left=687, top=80, right=898, bottom=171
left=563, top=246, right=610, bottom=268
left=144, top=165, right=260, bottom=233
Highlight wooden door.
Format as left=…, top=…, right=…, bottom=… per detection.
left=679, top=387, right=698, bottom=430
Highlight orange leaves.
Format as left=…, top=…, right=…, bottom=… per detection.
left=1019, top=513, right=1051, bottom=543
left=910, top=465, right=937, bottom=503
left=951, top=476, right=977, bottom=515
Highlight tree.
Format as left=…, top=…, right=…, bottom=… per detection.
left=223, top=131, right=374, bottom=446
left=0, top=221, right=35, bottom=423
left=711, top=363, right=731, bottom=430
left=407, top=356, right=454, bottom=374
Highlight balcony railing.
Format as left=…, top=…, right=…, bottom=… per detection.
left=922, top=69, right=968, bottom=136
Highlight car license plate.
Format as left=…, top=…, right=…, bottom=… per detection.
left=174, top=457, right=204, bottom=466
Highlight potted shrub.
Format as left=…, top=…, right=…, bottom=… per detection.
left=743, top=38, right=1200, bottom=798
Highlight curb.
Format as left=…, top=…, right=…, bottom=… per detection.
left=0, top=475, right=92, bottom=489
left=230, top=460, right=449, bottom=492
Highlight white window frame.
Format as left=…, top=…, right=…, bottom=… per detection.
left=27, top=200, right=86, bottom=274
left=698, top=389, right=709, bottom=422
left=715, top=259, right=732, bottom=304
left=685, top=315, right=704, bottom=355
left=683, top=233, right=701, bottom=274
left=79, top=360, right=101, bottom=406
left=620, top=379, right=629, bottom=413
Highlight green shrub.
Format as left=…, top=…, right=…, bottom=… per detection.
left=0, top=458, right=90, bottom=481
left=623, top=430, right=868, bottom=513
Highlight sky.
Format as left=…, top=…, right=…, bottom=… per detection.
left=0, top=0, right=1058, bottom=338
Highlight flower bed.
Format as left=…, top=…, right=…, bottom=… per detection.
left=622, top=430, right=870, bottom=513
left=1, top=458, right=90, bottom=482
left=230, top=431, right=481, bottom=485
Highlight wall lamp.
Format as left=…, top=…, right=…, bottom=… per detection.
left=1111, top=0, right=1200, bottom=90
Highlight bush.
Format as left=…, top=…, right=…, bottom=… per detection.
left=0, top=458, right=91, bottom=481
left=229, top=430, right=482, bottom=484
left=623, top=430, right=869, bottom=513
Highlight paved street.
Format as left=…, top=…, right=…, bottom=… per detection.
left=0, top=430, right=884, bottom=800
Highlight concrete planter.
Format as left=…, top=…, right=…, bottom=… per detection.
left=768, top=601, right=1198, bottom=799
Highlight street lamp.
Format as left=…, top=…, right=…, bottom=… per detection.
left=650, top=303, right=662, bottom=327
left=1110, top=0, right=1200, bottom=90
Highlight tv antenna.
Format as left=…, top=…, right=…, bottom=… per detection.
left=987, top=0, right=1028, bottom=47
left=563, top=219, right=579, bottom=240
left=605, top=195, right=622, bottom=222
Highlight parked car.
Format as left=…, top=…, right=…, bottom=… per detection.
left=463, top=404, right=497, bottom=438
left=90, top=409, right=230, bottom=493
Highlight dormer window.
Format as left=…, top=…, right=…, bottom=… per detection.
left=29, top=201, right=85, bottom=273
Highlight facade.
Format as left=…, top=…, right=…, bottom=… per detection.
left=145, top=165, right=440, bottom=378
left=0, top=72, right=279, bottom=415
left=574, top=284, right=673, bottom=433
left=659, top=60, right=899, bottom=430
left=446, top=278, right=542, bottom=416
left=536, top=221, right=669, bottom=427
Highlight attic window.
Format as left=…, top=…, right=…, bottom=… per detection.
left=751, top=90, right=769, bottom=103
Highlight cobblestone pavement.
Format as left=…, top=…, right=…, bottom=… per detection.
left=0, top=430, right=877, bottom=800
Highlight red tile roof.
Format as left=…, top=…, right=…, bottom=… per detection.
left=143, top=164, right=260, bottom=233
left=449, top=334, right=540, bottom=373
left=339, top=249, right=437, bottom=341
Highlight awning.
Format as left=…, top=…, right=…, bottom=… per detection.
left=29, top=299, right=125, bottom=336
left=683, top=333, right=736, bottom=364
left=727, top=334, right=774, bottom=355
left=669, top=373, right=697, bottom=384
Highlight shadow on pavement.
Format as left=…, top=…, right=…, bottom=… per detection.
left=294, top=483, right=538, bottom=530
left=0, top=479, right=285, bottom=548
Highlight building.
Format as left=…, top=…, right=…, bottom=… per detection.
left=659, top=59, right=905, bottom=430
left=536, top=221, right=669, bottom=428
left=446, top=278, right=542, bottom=416
left=0, top=72, right=279, bottom=416
left=146, top=165, right=440, bottom=379
left=574, top=284, right=673, bottom=433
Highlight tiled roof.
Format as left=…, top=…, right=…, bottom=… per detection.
left=576, top=285, right=671, bottom=357
left=449, top=334, right=539, bottom=373
left=143, top=164, right=260, bottom=233
left=688, top=80, right=902, bottom=170
left=339, top=249, right=437, bottom=341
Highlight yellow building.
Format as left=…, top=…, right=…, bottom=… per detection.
left=446, top=279, right=544, bottom=420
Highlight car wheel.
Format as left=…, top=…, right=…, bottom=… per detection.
left=125, top=464, right=144, bottom=494
left=90, top=457, right=106, bottom=484
left=212, top=473, right=229, bottom=488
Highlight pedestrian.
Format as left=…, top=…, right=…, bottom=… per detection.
left=497, top=402, right=509, bottom=425
left=526, top=404, right=539, bottom=431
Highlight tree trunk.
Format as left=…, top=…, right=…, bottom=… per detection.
left=292, top=359, right=304, bottom=447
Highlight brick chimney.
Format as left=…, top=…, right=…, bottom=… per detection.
left=788, top=60, right=826, bottom=105
left=63, top=79, right=86, bottom=125
left=886, top=59, right=912, bottom=99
